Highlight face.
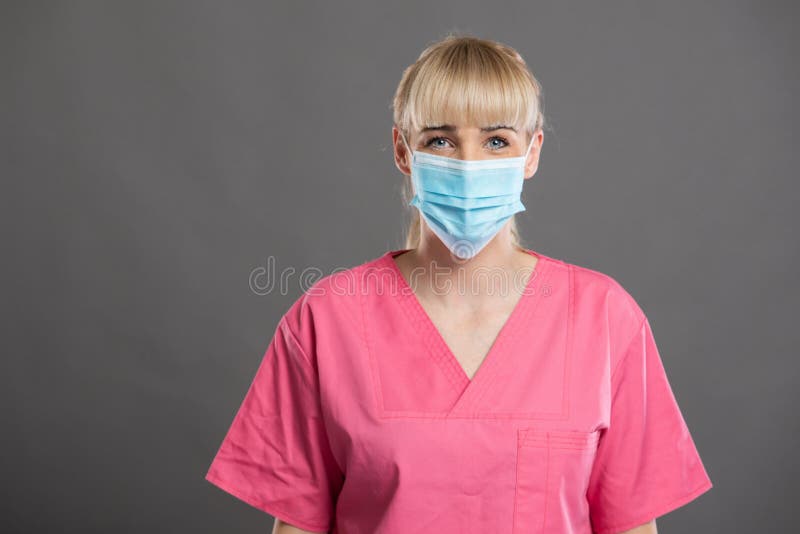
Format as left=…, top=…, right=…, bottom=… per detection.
left=394, top=123, right=544, bottom=180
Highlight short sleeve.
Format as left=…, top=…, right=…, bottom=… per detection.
left=205, top=316, right=344, bottom=533
left=586, top=316, right=713, bottom=534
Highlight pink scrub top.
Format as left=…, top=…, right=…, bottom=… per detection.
left=205, top=248, right=713, bottom=533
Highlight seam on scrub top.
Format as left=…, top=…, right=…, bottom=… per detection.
left=404, top=291, right=466, bottom=392
left=462, top=256, right=550, bottom=412
left=560, top=261, right=576, bottom=420
left=277, top=315, right=342, bottom=458
left=358, top=264, right=388, bottom=415
left=511, top=433, right=522, bottom=533
left=456, top=255, right=558, bottom=418
left=608, top=314, right=648, bottom=391
left=512, top=428, right=553, bottom=533
left=278, top=316, right=316, bottom=372
left=542, top=432, right=551, bottom=530
left=205, top=471, right=332, bottom=533
left=377, top=252, right=567, bottom=420
left=466, top=255, right=555, bottom=415
left=594, top=477, right=713, bottom=534
left=388, top=255, right=583, bottom=420
left=412, top=290, right=473, bottom=392
left=416, top=301, right=470, bottom=392
left=388, top=255, right=469, bottom=394
left=521, top=428, right=601, bottom=449
left=364, top=255, right=466, bottom=419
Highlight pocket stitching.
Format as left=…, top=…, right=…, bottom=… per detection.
left=519, top=428, right=600, bottom=450
left=514, top=428, right=552, bottom=534
left=514, top=428, right=601, bottom=534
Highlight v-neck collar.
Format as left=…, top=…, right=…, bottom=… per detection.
left=380, top=247, right=553, bottom=416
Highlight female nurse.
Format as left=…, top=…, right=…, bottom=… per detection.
left=205, top=34, right=713, bottom=534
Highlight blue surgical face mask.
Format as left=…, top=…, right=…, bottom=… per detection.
left=400, top=131, right=536, bottom=259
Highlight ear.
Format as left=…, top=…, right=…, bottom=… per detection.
left=523, top=129, right=544, bottom=180
left=392, top=125, right=412, bottom=176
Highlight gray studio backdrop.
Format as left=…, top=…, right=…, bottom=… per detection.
left=2, top=1, right=796, bottom=532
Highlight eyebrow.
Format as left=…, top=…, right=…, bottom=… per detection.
left=420, top=125, right=518, bottom=133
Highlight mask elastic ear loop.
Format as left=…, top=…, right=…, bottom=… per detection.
left=400, top=131, right=413, bottom=165
left=524, top=131, right=536, bottom=159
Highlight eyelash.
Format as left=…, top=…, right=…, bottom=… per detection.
left=424, top=136, right=510, bottom=150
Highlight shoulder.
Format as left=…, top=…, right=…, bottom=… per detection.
left=279, top=250, right=388, bottom=349
left=544, top=253, right=648, bottom=355
left=571, top=259, right=644, bottom=324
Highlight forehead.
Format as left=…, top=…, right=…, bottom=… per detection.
left=410, top=105, right=525, bottom=138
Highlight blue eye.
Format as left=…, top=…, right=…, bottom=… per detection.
left=424, top=136, right=510, bottom=150
left=424, top=137, right=450, bottom=148
left=488, top=136, right=509, bottom=149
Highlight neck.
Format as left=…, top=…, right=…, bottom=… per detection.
left=409, top=226, right=530, bottom=295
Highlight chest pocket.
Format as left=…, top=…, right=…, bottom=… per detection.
left=512, top=427, right=600, bottom=533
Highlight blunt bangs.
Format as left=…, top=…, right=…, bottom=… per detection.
left=400, top=41, right=541, bottom=139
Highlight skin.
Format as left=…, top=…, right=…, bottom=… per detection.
left=271, top=123, right=657, bottom=534
left=272, top=520, right=324, bottom=534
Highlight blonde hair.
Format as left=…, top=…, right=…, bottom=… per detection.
left=391, top=33, right=548, bottom=251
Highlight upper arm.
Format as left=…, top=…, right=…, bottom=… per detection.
left=205, top=315, right=344, bottom=532
left=273, top=517, right=328, bottom=534
left=586, top=317, right=712, bottom=533
left=616, top=518, right=657, bottom=534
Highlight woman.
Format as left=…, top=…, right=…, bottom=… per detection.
left=205, top=34, right=713, bottom=534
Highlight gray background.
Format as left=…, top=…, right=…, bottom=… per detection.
left=2, top=1, right=796, bottom=532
